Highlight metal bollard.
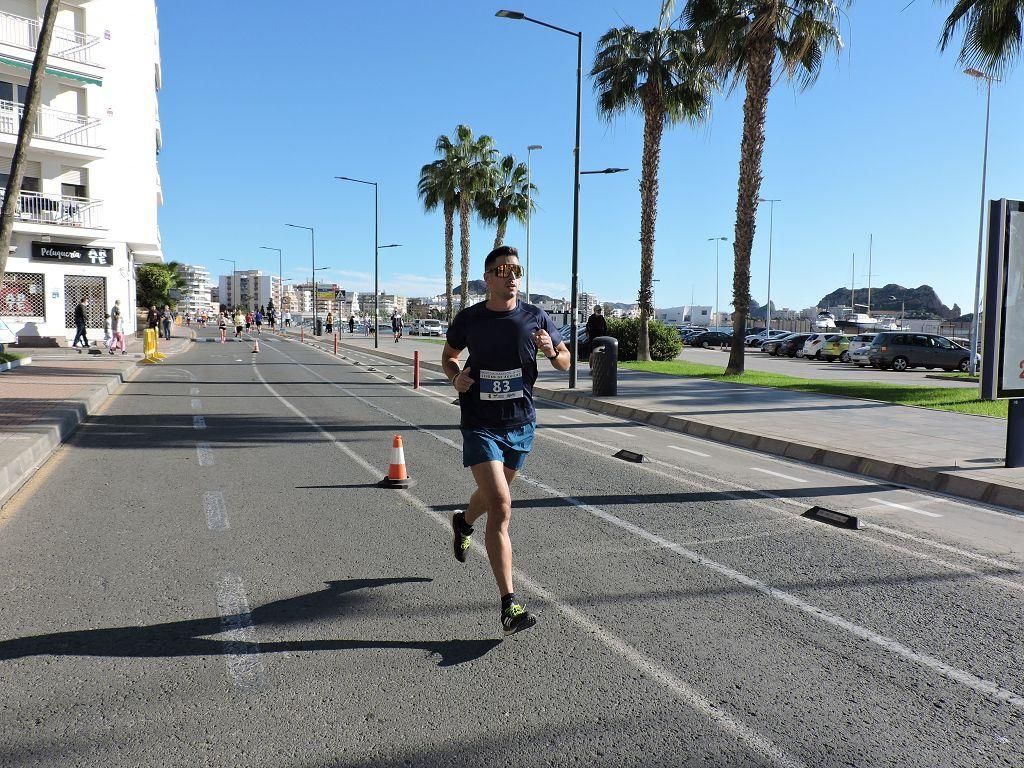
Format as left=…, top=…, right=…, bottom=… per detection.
left=301, top=327, right=304, bottom=342
left=334, top=333, right=338, bottom=354
left=591, top=336, right=618, bottom=396
left=414, top=351, right=420, bottom=389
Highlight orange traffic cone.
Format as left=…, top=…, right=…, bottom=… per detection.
left=379, top=434, right=414, bottom=488
left=252, top=338, right=260, bottom=353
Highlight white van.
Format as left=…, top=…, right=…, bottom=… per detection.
left=412, top=319, right=443, bottom=337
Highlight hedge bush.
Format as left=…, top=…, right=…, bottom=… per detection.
left=605, top=317, right=681, bottom=362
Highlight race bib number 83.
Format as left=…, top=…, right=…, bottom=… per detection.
left=479, top=368, right=524, bottom=401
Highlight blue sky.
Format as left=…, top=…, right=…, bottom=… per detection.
left=157, top=1, right=1023, bottom=315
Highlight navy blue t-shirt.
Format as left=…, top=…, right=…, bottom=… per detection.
left=446, top=301, right=562, bottom=430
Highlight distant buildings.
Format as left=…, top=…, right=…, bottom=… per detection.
left=656, top=305, right=712, bottom=326
left=176, top=264, right=212, bottom=316
left=217, top=270, right=281, bottom=312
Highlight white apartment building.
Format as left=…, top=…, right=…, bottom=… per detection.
left=579, top=292, right=599, bottom=319
left=657, top=305, right=712, bottom=326
left=0, top=0, right=162, bottom=344
left=218, top=270, right=281, bottom=313
left=176, top=263, right=212, bottom=317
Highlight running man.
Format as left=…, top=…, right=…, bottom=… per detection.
left=442, top=245, right=569, bottom=635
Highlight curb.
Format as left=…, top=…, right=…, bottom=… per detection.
left=0, top=356, right=32, bottom=373
left=323, top=336, right=1024, bottom=515
left=0, top=339, right=188, bottom=508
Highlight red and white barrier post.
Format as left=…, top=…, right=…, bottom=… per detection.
left=334, top=333, right=338, bottom=355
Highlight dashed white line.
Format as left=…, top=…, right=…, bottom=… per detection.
left=752, top=468, right=808, bottom=484
left=190, top=398, right=202, bottom=410
left=553, top=414, right=582, bottom=423
left=869, top=497, right=942, bottom=518
left=190, top=387, right=200, bottom=396
left=196, top=443, right=214, bottom=466
left=193, top=415, right=207, bottom=430
left=668, top=445, right=710, bottom=458
left=204, top=491, right=229, bottom=531
left=604, top=428, right=633, bottom=438
left=215, top=572, right=264, bottom=691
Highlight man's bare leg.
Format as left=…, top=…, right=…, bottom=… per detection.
left=464, top=461, right=517, bottom=597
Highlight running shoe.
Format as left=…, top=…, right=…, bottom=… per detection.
left=501, top=603, right=537, bottom=636
left=451, top=511, right=472, bottom=563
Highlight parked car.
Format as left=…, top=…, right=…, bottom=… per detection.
left=821, top=335, right=853, bottom=362
left=411, top=318, right=443, bottom=336
left=846, top=333, right=877, bottom=365
left=688, top=331, right=732, bottom=348
left=745, top=329, right=789, bottom=347
left=802, top=333, right=844, bottom=360
left=779, top=333, right=815, bottom=358
left=867, top=332, right=979, bottom=372
left=761, top=332, right=798, bottom=356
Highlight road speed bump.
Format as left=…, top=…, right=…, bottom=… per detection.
left=803, top=506, right=860, bottom=530
left=613, top=449, right=644, bottom=464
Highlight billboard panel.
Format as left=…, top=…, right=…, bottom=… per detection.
left=999, top=209, right=1024, bottom=397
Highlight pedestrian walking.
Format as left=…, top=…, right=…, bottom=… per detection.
left=254, top=309, right=264, bottom=334
left=325, top=311, right=334, bottom=335
left=233, top=308, right=245, bottom=338
left=442, top=245, right=568, bottom=635
left=585, top=304, right=608, bottom=372
left=363, top=316, right=370, bottom=336
left=391, top=310, right=402, bottom=343
left=161, top=305, right=173, bottom=340
left=218, top=311, right=228, bottom=343
left=348, top=315, right=355, bottom=335
left=245, top=312, right=252, bottom=332
left=146, top=305, right=159, bottom=331
left=102, top=312, right=111, bottom=347
left=72, top=297, right=90, bottom=350
left=108, top=299, right=127, bottom=355
left=284, top=311, right=292, bottom=328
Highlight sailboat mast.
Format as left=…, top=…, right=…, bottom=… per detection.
left=867, top=234, right=873, bottom=315
left=851, top=253, right=855, bottom=311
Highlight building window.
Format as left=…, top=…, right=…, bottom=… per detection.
left=1, top=271, right=45, bottom=317
left=0, top=81, right=28, bottom=105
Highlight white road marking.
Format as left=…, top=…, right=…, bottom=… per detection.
left=668, top=445, right=710, bottom=458
left=869, top=497, right=942, bottom=518
left=259, top=352, right=1024, bottom=715
left=752, top=468, right=808, bottom=484
left=204, top=491, right=228, bottom=531
left=252, top=362, right=806, bottom=768
left=215, top=572, right=264, bottom=691
left=196, top=443, right=214, bottom=466
left=604, top=428, right=634, bottom=438
left=554, top=414, right=582, bottom=423
left=861, top=521, right=1018, bottom=571
left=190, top=387, right=200, bottom=396
left=190, top=398, right=202, bottom=410
left=193, top=415, right=207, bottom=430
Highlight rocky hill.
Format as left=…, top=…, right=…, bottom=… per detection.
left=817, top=284, right=961, bottom=319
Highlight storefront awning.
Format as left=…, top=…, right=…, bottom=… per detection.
left=0, top=54, right=102, bottom=86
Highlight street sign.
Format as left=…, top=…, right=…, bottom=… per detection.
left=31, top=242, right=113, bottom=266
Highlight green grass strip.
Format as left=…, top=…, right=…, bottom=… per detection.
left=620, top=359, right=1008, bottom=419
left=0, top=352, right=23, bottom=364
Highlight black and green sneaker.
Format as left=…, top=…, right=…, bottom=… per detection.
left=501, top=603, right=537, bottom=636
left=451, top=511, right=472, bottom=563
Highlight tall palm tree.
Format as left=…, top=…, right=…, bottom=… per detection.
left=477, top=154, right=534, bottom=250
left=434, top=125, right=497, bottom=311
left=591, top=23, right=716, bottom=361
left=683, top=0, right=845, bottom=374
left=940, top=1, right=1023, bottom=76
left=418, top=157, right=459, bottom=321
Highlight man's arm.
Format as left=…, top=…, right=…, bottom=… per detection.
left=442, top=343, right=475, bottom=392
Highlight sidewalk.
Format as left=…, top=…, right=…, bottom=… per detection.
left=288, top=330, right=1024, bottom=513
left=0, top=333, right=191, bottom=507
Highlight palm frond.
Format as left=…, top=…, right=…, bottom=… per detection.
left=939, top=0, right=1023, bottom=77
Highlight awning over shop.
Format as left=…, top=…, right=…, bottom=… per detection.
left=0, top=54, right=102, bottom=86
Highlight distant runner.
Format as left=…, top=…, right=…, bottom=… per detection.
left=441, top=245, right=569, bottom=635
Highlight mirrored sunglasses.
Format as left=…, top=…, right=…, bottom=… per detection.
left=487, top=263, right=523, bottom=279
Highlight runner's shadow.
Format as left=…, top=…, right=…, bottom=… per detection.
left=0, top=578, right=498, bottom=668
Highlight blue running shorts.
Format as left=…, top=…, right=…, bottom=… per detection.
left=461, top=423, right=536, bottom=470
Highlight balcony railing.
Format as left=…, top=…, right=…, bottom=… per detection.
left=0, top=99, right=100, bottom=147
left=0, top=189, right=102, bottom=228
left=0, top=11, right=101, bottom=66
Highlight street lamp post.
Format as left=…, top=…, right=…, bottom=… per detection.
left=218, top=258, right=236, bottom=310
left=259, top=246, right=282, bottom=329
left=525, top=144, right=542, bottom=306
left=285, top=224, right=316, bottom=330
left=313, top=266, right=330, bottom=328
left=965, top=68, right=998, bottom=376
left=707, top=237, right=727, bottom=328
left=757, top=198, right=780, bottom=330
left=497, top=10, right=583, bottom=387
left=336, top=176, right=390, bottom=349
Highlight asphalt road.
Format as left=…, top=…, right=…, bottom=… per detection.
left=1, top=330, right=1022, bottom=767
